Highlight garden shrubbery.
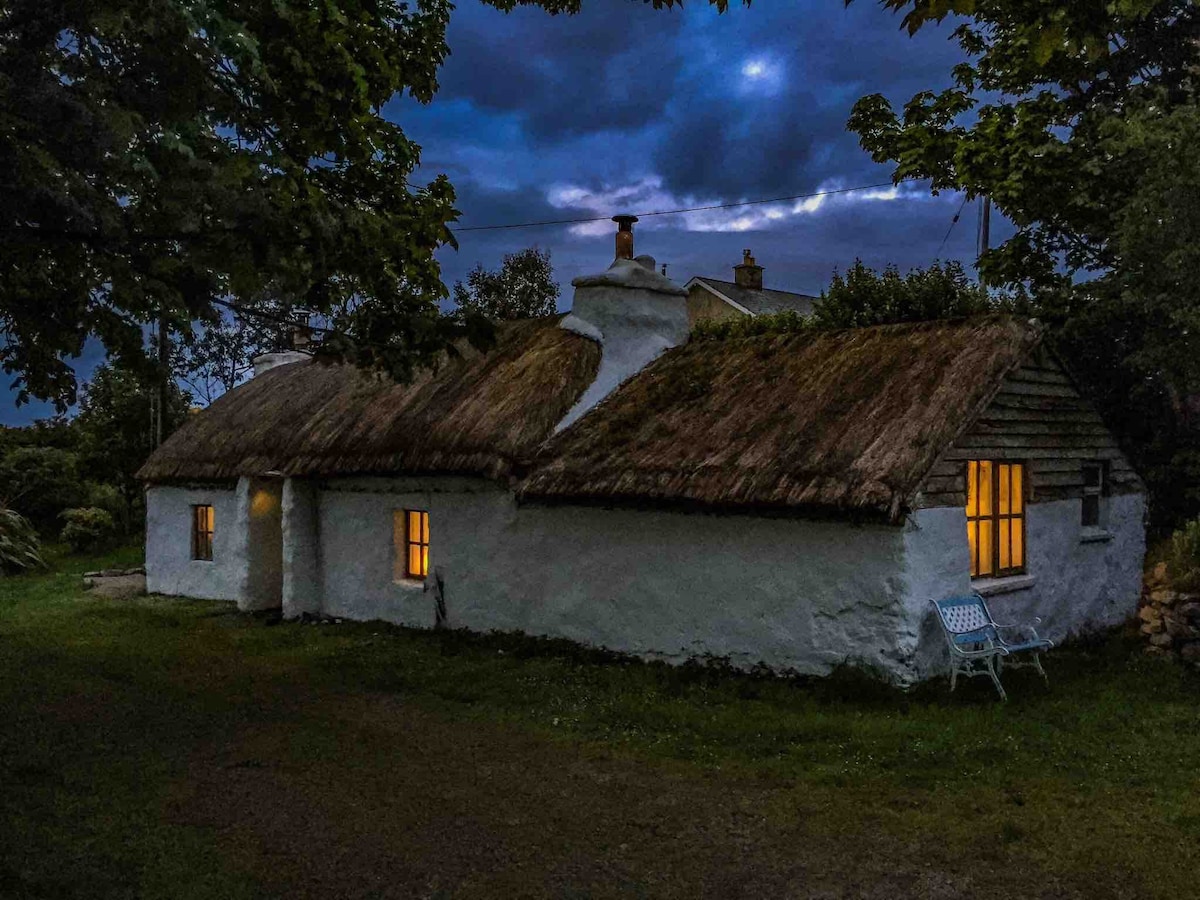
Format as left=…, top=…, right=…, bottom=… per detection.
left=0, top=506, right=45, bottom=574
left=60, top=507, right=117, bottom=554
left=1168, top=517, right=1200, bottom=592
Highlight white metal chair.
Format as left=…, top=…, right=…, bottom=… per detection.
left=930, top=594, right=1053, bottom=701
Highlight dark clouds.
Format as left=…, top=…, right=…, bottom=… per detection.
left=3, top=1, right=987, bottom=424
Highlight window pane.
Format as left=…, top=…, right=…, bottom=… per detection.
left=409, top=545, right=422, bottom=577
left=978, top=519, right=994, bottom=576
left=999, top=518, right=1011, bottom=570
left=978, top=461, right=993, bottom=516
left=999, top=464, right=1011, bottom=515
left=1082, top=495, right=1099, bottom=528
left=1012, top=465, right=1023, bottom=514
left=422, top=545, right=429, bottom=577
left=408, top=510, right=420, bottom=541
left=1012, top=519, right=1024, bottom=569
left=966, top=462, right=978, bottom=517
left=1083, top=464, right=1100, bottom=488
left=967, top=520, right=978, bottom=577
left=422, top=511, right=430, bottom=544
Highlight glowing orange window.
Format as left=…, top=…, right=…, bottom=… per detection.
left=396, top=509, right=429, bottom=580
left=966, top=461, right=1025, bottom=578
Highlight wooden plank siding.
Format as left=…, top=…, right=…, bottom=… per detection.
left=914, top=346, right=1142, bottom=509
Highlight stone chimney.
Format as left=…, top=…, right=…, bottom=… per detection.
left=733, top=248, right=763, bottom=291
left=557, top=216, right=689, bottom=431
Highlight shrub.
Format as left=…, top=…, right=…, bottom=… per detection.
left=0, top=446, right=86, bottom=535
left=1168, top=518, right=1200, bottom=592
left=84, top=482, right=131, bottom=534
left=60, top=507, right=117, bottom=554
left=0, top=506, right=45, bottom=574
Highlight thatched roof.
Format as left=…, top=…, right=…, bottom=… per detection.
left=138, top=317, right=601, bottom=482
left=519, top=317, right=1044, bottom=522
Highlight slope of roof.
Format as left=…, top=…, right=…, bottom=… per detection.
left=520, top=317, right=1044, bottom=522
left=690, top=277, right=818, bottom=316
left=138, top=317, right=601, bottom=483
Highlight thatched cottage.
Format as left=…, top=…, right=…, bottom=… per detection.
left=139, top=223, right=1146, bottom=683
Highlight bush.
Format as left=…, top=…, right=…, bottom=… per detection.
left=1168, top=518, right=1200, bottom=592
left=83, top=482, right=132, bottom=534
left=60, top=507, right=117, bottom=554
left=0, top=446, right=86, bottom=535
left=0, top=506, right=45, bottom=574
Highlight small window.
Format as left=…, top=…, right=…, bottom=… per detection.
left=191, top=505, right=214, bottom=561
left=394, top=510, right=429, bottom=581
left=1082, top=462, right=1107, bottom=528
left=966, top=461, right=1026, bottom=578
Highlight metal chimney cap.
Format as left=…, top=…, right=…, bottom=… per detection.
left=612, top=214, right=639, bottom=230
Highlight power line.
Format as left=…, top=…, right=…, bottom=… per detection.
left=454, top=181, right=898, bottom=233
left=934, top=194, right=970, bottom=260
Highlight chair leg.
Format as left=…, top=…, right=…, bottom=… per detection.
left=1032, top=652, right=1048, bottom=685
left=950, top=660, right=959, bottom=692
left=986, top=656, right=1007, bottom=701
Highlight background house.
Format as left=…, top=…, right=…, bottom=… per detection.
left=685, top=249, right=817, bottom=327
left=140, top=225, right=1146, bottom=684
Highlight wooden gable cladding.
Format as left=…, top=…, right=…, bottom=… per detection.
left=916, top=345, right=1142, bottom=509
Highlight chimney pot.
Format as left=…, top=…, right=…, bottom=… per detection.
left=734, top=247, right=763, bottom=291
left=612, top=213, right=638, bottom=260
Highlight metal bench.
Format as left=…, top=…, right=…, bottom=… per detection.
left=930, top=593, right=1053, bottom=701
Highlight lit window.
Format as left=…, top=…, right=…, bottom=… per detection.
left=966, top=461, right=1025, bottom=578
left=1082, top=463, right=1107, bottom=528
left=394, top=510, right=429, bottom=581
left=192, top=505, right=214, bottom=561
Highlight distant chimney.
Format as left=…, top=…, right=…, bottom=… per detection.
left=291, top=323, right=313, bottom=351
left=733, top=248, right=763, bottom=291
left=612, top=214, right=638, bottom=260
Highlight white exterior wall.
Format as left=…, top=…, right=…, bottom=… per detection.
left=145, top=484, right=245, bottom=601
left=282, top=478, right=322, bottom=618
left=902, top=493, right=1146, bottom=679
left=314, top=477, right=912, bottom=677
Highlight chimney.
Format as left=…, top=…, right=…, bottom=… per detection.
left=291, top=323, right=313, bottom=351
left=556, top=216, right=689, bottom=431
left=733, top=248, right=763, bottom=291
left=612, top=213, right=638, bottom=260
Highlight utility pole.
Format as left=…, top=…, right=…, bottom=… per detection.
left=156, top=309, right=168, bottom=447
left=978, top=196, right=991, bottom=256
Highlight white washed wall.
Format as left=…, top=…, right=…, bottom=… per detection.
left=313, top=477, right=912, bottom=678
left=145, top=484, right=244, bottom=601
left=903, top=493, right=1146, bottom=679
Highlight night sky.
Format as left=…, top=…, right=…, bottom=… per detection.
left=3, top=0, right=998, bottom=426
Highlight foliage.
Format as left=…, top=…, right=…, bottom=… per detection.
left=0, top=446, right=86, bottom=535
left=0, top=505, right=44, bottom=574
left=74, top=364, right=191, bottom=525
left=848, top=0, right=1200, bottom=530
left=84, top=481, right=131, bottom=535
left=60, top=507, right=118, bottom=554
left=692, top=309, right=812, bottom=341
left=691, top=261, right=1008, bottom=340
left=1168, top=518, right=1200, bottom=593
left=452, top=248, right=561, bottom=320
left=0, top=0, right=746, bottom=411
left=172, top=297, right=297, bottom=406
left=812, top=259, right=1011, bottom=329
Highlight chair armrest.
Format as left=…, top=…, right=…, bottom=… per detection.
left=994, top=616, right=1042, bottom=629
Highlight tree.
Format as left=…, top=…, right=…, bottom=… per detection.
left=452, top=248, right=561, bottom=320
left=848, top=0, right=1200, bottom=530
left=0, top=446, right=85, bottom=535
left=0, top=0, right=727, bottom=412
left=812, top=260, right=1007, bottom=330
left=73, top=363, right=191, bottom=528
left=173, top=298, right=296, bottom=405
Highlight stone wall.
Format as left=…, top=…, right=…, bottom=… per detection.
left=1139, top=562, right=1200, bottom=666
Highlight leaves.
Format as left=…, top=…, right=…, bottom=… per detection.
left=452, top=247, right=561, bottom=321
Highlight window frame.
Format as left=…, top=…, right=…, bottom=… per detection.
left=399, top=509, right=430, bottom=581
left=966, top=460, right=1027, bottom=579
left=191, top=504, right=214, bottom=561
left=1081, top=461, right=1107, bottom=529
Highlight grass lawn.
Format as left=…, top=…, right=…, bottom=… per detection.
left=2, top=545, right=1199, bottom=899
